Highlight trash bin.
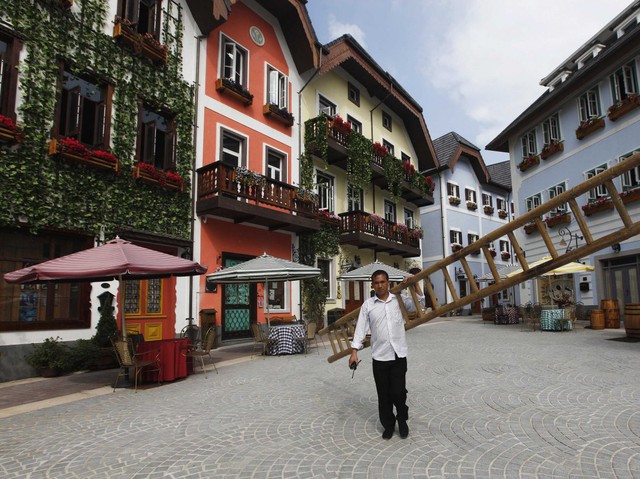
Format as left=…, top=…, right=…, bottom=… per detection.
left=199, top=309, right=217, bottom=347
left=327, top=308, right=346, bottom=326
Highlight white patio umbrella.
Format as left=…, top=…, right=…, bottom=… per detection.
left=337, top=260, right=408, bottom=282
left=505, top=256, right=594, bottom=278
left=205, top=253, right=321, bottom=325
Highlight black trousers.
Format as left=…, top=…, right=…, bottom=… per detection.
left=372, top=354, right=408, bottom=431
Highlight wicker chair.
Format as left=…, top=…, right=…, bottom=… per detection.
left=111, top=335, right=161, bottom=391
left=251, top=324, right=277, bottom=359
left=184, top=327, right=218, bottom=377
left=295, top=322, right=325, bottom=355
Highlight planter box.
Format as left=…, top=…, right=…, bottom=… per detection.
left=466, top=201, right=477, bottom=211
left=448, top=197, right=461, bottom=206
left=582, top=200, right=613, bottom=217
left=0, top=125, right=21, bottom=144
left=518, top=155, right=539, bottom=172
left=483, top=206, right=494, bottom=215
left=524, top=222, right=538, bottom=234
left=451, top=244, right=462, bottom=252
left=48, top=139, right=120, bottom=173
left=215, top=78, right=253, bottom=106
left=540, top=142, right=564, bottom=160
left=575, top=117, right=605, bottom=140
left=132, top=165, right=183, bottom=192
left=498, top=210, right=508, bottom=219
left=501, top=253, right=511, bottom=261
left=113, top=22, right=167, bottom=65
left=262, top=103, right=294, bottom=127
left=544, top=212, right=571, bottom=228
left=608, top=95, right=640, bottom=121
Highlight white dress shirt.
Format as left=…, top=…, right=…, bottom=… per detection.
left=351, top=292, right=424, bottom=361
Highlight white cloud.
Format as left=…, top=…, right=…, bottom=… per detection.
left=327, top=14, right=367, bottom=48
left=424, top=0, right=631, bottom=148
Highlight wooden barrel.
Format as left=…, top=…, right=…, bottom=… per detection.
left=590, top=309, right=605, bottom=330
left=624, top=304, right=640, bottom=338
left=601, top=299, right=620, bottom=329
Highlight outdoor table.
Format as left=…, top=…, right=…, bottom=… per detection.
left=540, top=309, right=573, bottom=331
left=138, top=337, right=192, bottom=382
left=268, top=324, right=305, bottom=355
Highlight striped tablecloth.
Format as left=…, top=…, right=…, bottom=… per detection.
left=268, top=325, right=305, bottom=355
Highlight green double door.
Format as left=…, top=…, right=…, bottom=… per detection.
left=221, top=256, right=256, bottom=341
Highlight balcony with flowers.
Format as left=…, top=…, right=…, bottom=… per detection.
left=518, top=154, right=539, bottom=172
left=303, top=114, right=434, bottom=207
left=196, top=161, right=321, bottom=234
left=575, top=116, right=605, bottom=140
left=0, top=115, right=24, bottom=145
left=318, top=209, right=341, bottom=228
left=581, top=186, right=640, bottom=216
left=540, top=140, right=564, bottom=160
left=544, top=211, right=571, bottom=228
left=337, top=211, right=420, bottom=257
left=48, top=137, right=120, bottom=174
left=607, top=94, right=639, bottom=122
left=132, top=162, right=184, bottom=191
left=112, top=17, right=168, bottom=65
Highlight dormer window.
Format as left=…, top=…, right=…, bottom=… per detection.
left=576, top=44, right=606, bottom=70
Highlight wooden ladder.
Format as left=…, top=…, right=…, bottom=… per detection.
left=318, top=153, right=640, bottom=363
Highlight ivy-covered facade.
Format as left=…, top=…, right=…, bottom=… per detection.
left=0, top=0, right=200, bottom=378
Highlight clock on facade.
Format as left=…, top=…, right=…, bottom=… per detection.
left=250, top=26, right=264, bottom=46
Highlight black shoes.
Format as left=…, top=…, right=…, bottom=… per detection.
left=398, top=420, right=409, bottom=439
left=382, top=428, right=393, bottom=440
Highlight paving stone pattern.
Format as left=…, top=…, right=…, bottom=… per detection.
left=0, top=318, right=639, bottom=478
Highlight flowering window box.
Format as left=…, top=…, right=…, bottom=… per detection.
left=263, top=103, right=294, bottom=127
left=0, top=115, right=23, bottom=145
left=575, top=117, right=605, bottom=140
left=540, top=141, right=564, bottom=160
left=497, top=209, right=508, bottom=219
left=448, top=196, right=461, bottom=206
left=524, top=222, right=539, bottom=234
left=366, top=213, right=385, bottom=227
left=48, top=138, right=120, bottom=174
left=488, top=249, right=497, bottom=258
left=544, top=212, right=571, bottom=228
left=582, top=188, right=640, bottom=216
left=451, top=243, right=463, bottom=252
left=518, top=154, right=539, bottom=172
left=318, top=210, right=341, bottom=227
left=607, top=94, right=640, bottom=121
left=500, top=251, right=511, bottom=261
left=466, top=201, right=477, bottom=211
left=112, top=20, right=168, bottom=65
left=483, top=205, right=494, bottom=215
left=132, top=164, right=184, bottom=192
left=409, top=227, right=424, bottom=240
left=215, top=78, right=253, bottom=106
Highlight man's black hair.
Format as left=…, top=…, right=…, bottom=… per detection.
left=371, top=269, right=389, bottom=280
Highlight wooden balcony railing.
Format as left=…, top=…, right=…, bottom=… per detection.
left=338, top=211, right=420, bottom=249
left=197, top=162, right=318, bottom=218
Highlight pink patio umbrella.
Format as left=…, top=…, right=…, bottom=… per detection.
left=4, top=237, right=207, bottom=337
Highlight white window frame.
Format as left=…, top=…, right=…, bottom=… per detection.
left=382, top=111, right=392, bottom=131
left=465, top=188, right=477, bottom=203
left=620, top=150, right=640, bottom=190
left=542, top=114, right=561, bottom=145
left=468, top=233, right=479, bottom=245
left=316, top=170, right=335, bottom=212
left=347, top=115, right=362, bottom=134
left=403, top=208, right=414, bottom=229
left=611, top=61, right=638, bottom=102
left=265, top=280, right=288, bottom=313
left=482, top=193, right=493, bottom=207
left=496, top=197, right=507, bottom=211
left=265, top=146, right=286, bottom=182
left=318, top=94, right=336, bottom=117
left=382, top=139, right=394, bottom=157
left=347, top=183, right=363, bottom=211
left=520, top=129, right=537, bottom=157
left=578, top=87, right=601, bottom=122
left=220, top=127, right=247, bottom=167
left=586, top=164, right=608, bottom=200
left=449, top=229, right=462, bottom=245
left=384, top=199, right=396, bottom=223
left=525, top=193, right=542, bottom=212
left=447, top=182, right=460, bottom=199
left=266, top=65, right=288, bottom=110
left=499, top=240, right=510, bottom=253
left=317, top=258, right=334, bottom=300
left=548, top=182, right=567, bottom=214
left=220, top=35, right=248, bottom=86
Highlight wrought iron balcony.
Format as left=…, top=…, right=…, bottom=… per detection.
left=337, top=211, right=421, bottom=258
left=196, top=162, right=321, bottom=234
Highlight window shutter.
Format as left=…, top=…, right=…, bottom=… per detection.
left=143, top=121, right=156, bottom=164
left=95, top=101, right=106, bottom=147
left=223, top=41, right=235, bottom=80
left=148, top=0, right=159, bottom=37
left=268, top=69, right=278, bottom=105
left=623, top=65, right=636, bottom=95
left=279, top=75, right=288, bottom=110
left=0, top=55, right=5, bottom=104
left=164, top=125, right=176, bottom=169
left=126, top=0, right=139, bottom=24
left=65, top=87, right=81, bottom=137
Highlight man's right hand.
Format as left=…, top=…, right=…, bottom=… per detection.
left=349, top=350, right=359, bottom=368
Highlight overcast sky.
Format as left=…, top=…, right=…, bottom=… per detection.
left=306, top=0, right=633, bottom=165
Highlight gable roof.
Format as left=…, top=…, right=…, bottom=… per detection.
left=187, top=0, right=320, bottom=73
left=487, top=2, right=640, bottom=152
left=320, top=34, right=439, bottom=172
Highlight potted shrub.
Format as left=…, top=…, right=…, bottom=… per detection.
left=25, top=336, right=70, bottom=377
left=91, top=292, right=118, bottom=369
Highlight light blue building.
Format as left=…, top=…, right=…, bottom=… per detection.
left=487, top=2, right=640, bottom=312
left=421, top=132, right=515, bottom=314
